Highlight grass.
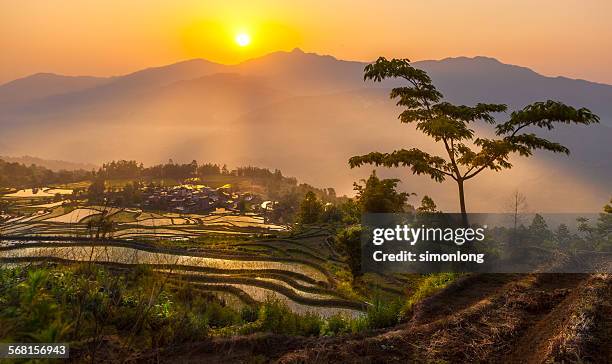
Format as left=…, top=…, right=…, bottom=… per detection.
left=0, top=263, right=409, bottom=348
left=0, top=263, right=241, bottom=358
left=545, top=274, right=611, bottom=363
left=0, top=262, right=395, bottom=364
left=401, top=273, right=459, bottom=317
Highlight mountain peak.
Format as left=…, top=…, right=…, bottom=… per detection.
left=434, top=55, right=503, bottom=65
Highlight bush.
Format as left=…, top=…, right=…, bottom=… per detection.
left=240, top=305, right=259, bottom=322
left=366, top=295, right=403, bottom=329
left=349, top=315, right=369, bottom=333
left=321, top=314, right=350, bottom=336
left=335, top=225, right=363, bottom=277
left=203, top=300, right=241, bottom=328
left=256, top=297, right=323, bottom=336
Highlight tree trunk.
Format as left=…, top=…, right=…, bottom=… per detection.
left=457, top=179, right=468, bottom=226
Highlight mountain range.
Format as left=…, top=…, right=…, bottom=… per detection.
left=0, top=155, right=97, bottom=172
left=1, top=48, right=610, bottom=212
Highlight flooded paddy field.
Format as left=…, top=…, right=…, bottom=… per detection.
left=0, top=240, right=365, bottom=317
left=0, top=195, right=366, bottom=317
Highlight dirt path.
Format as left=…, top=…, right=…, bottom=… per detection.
left=410, top=273, right=521, bottom=324
left=272, top=273, right=594, bottom=363
left=501, top=274, right=587, bottom=364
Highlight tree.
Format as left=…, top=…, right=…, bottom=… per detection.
left=604, top=197, right=612, bottom=214
left=320, top=203, right=343, bottom=224
left=237, top=199, right=247, bottom=214
left=417, top=195, right=438, bottom=213
left=87, top=177, right=106, bottom=202
left=596, top=197, right=612, bottom=251
left=349, top=57, right=600, bottom=225
left=528, top=213, right=553, bottom=244
left=581, top=196, right=612, bottom=251
left=354, top=171, right=411, bottom=213
left=505, top=190, right=529, bottom=243
left=270, top=191, right=300, bottom=224
left=507, top=191, right=528, bottom=230
left=555, top=223, right=573, bottom=248
left=297, top=191, right=323, bottom=224
left=339, top=199, right=361, bottom=224
left=335, top=225, right=362, bottom=277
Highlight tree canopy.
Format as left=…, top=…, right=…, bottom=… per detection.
left=350, top=57, right=600, bottom=223
left=353, top=171, right=411, bottom=214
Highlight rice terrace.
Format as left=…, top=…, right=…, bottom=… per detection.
left=0, top=182, right=369, bottom=319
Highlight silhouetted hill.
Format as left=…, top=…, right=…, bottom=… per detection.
left=235, top=48, right=367, bottom=94
left=0, top=73, right=110, bottom=108
left=415, top=56, right=612, bottom=122
left=0, top=155, right=97, bottom=171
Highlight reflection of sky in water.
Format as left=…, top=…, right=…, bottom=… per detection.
left=4, top=188, right=73, bottom=198
left=0, top=244, right=362, bottom=317
left=0, top=245, right=327, bottom=281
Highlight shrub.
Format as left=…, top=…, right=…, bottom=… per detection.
left=256, top=297, right=323, bottom=336
left=321, top=314, right=350, bottom=335
left=299, top=312, right=325, bottom=336
left=240, top=305, right=259, bottom=322
left=203, top=300, right=241, bottom=328
left=366, top=295, right=403, bottom=329
left=349, top=315, right=369, bottom=333
left=335, top=225, right=363, bottom=277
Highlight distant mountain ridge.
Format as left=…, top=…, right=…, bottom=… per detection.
left=0, top=73, right=111, bottom=108
left=0, top=156, right=97, bottom=171
left=3, top=50, right=611, bottom=115
left=0, top=49, right=610, bottom=212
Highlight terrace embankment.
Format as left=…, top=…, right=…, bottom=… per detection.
left=0, top=239, right=366, bottom=318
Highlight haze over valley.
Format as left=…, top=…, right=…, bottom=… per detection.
left=1, top=49, right=610, bottom=212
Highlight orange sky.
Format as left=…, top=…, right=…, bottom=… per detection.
left=2, top=0, right=612, bottom=84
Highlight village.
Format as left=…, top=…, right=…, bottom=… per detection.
left=136, top=184, right=264, bottom=214
left=64, top=178, right=268, bottom=215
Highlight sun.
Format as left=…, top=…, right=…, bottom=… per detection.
left=235, top=33, right=251, bottom=47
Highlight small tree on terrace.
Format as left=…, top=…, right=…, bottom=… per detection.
left=297, top=191, right=323, bottom=224
left=349, top=57, right=600, bottom=225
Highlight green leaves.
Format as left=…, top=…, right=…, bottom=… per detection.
left=353, top=171, right=412, bottom=213
left=431, top=102, right=508, bottom=123
left=488, top=100, right=600, bottom=161
left=416, top=116, right=474, bottom=141
left=364, top=57, right=442, bottom=106
left=496, top=100, right=600, bottom=135
left=349, top=149, right=452, bottom=182
left=505, top=133, right=570, bottom=155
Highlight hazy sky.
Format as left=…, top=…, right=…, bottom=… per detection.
left=2, top=0, right=612, bottom=84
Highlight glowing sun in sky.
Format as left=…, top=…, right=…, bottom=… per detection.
left=235, top=33, right=251, bottom=47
